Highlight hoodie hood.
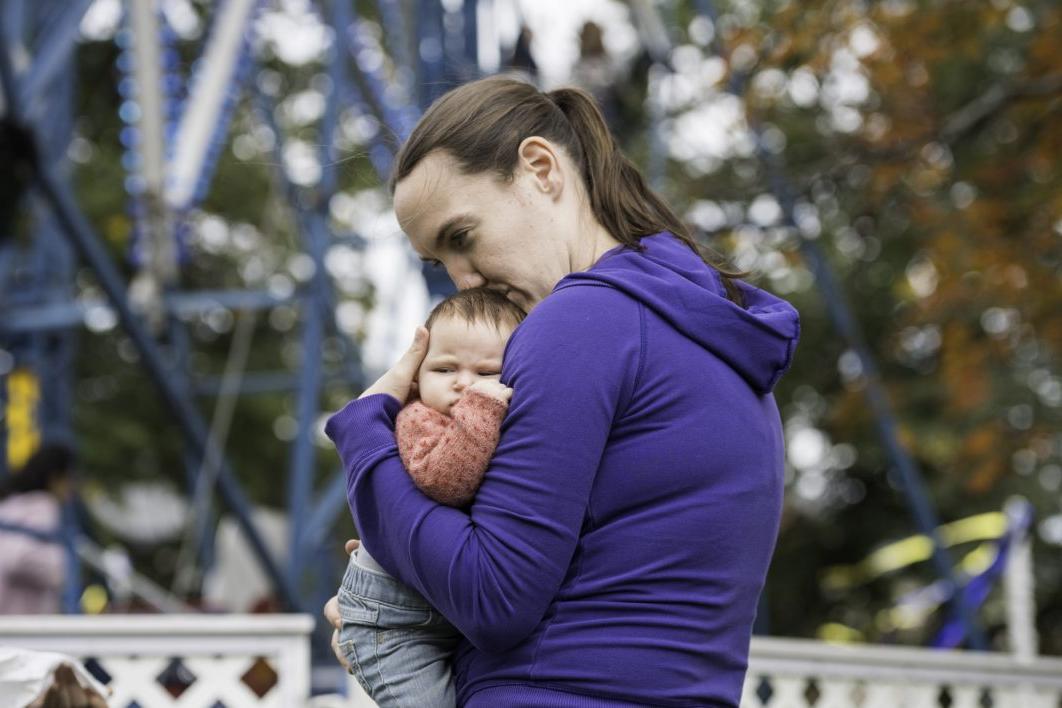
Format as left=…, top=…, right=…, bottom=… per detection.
left=555, top=231, right=800, bottom=394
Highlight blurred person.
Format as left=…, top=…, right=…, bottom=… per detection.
left=0, top=443, right=74, bottom=615
left=571, top=21, right=652, bottom=148
left=571, top=22, right=622, bottom=129
left=505, top=25, right=538, bottom=82
left=0, top=648, right=108, bottom=707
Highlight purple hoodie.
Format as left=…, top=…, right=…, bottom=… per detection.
left=326, top=231, right=800, bottom=707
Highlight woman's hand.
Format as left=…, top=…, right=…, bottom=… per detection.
left=324, top=539, right=361, bottom=672
left=358, top=327, right=429, bottom=403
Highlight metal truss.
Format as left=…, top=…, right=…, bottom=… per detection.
left=0, top=0, right=477, bottom=623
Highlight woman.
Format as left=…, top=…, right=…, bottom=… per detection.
left=0, top=443, right=73, bottom=615
left=324, top=76, right=799, bottom=707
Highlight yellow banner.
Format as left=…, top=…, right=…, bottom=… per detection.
left=6, top=368, right=40, bottom=470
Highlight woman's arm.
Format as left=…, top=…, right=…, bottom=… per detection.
left=326, top=285, right=641, bottom=652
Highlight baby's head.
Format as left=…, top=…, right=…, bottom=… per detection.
left=417, top=287, right=526, bottom=415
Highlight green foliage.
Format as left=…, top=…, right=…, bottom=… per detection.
left=54, top=0, right=1061, bottom=648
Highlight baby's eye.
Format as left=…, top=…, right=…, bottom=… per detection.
left=432, top=368, right=454, bottom=373
left=478, top=371, right=501, bottom=377
left=449, top=230, right=469, bottom=250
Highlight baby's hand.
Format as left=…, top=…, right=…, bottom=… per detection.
left=467, top=379, right=513, bottom=403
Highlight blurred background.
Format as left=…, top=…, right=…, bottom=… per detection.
left=0, top=0, right=1060, bottom=693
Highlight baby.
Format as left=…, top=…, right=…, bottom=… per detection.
left=334, top=286, right=524, bottom=708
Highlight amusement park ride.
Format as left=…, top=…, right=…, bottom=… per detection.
left=0, top=0, right=1022, bottom=659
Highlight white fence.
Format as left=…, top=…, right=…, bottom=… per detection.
left=0, top=614, right=313, bottom=707
left=743, top=636, right=1062, bottom=707
left=3, top=615, right=1062, bottom=707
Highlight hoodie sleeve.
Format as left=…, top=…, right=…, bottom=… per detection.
left=325, top=284, right=641, bottom=653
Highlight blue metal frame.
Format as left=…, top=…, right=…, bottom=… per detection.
left=0, top=27, right=305, bottom=610
left=16, top=0, right=94, bottom=120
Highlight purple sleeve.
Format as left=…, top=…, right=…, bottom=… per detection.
left=325, top=285, right=640, bottom=652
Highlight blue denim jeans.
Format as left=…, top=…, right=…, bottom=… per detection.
left=337, top=547, right=461, bottom=708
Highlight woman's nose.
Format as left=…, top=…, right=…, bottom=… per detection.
left=448, top=263, right=485, bottom=290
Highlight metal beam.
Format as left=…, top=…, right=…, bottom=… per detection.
left=16, top=0, right=93, bottom=119
left=128, top=0, right=176, bottom=287
left=297, top=467, right=348, bottom=556
left=166, top=0, right=260, bottom=209
left=0, top=289, right=298, bottom=334
left=32, top=162, right=303, bottom=611
left=192, top=369, right=356, bottom=398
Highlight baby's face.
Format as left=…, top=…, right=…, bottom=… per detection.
left=417, top=316, right=512, bottom=415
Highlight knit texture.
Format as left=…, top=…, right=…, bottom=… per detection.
left=396, top=391, right=508, bottom=506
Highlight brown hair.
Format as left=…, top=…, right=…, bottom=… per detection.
left=425, top=286, right=526, bottom=332
left=389, top=75, right=747, bottom=306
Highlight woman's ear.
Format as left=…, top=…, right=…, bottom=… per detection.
left=517, top=136, right=564, bottom=199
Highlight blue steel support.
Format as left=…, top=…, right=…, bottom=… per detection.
left=33, top=7, right=78, bottom=443
left=33, top=164, right=303, bottom=611
left=417, top=0, right=446, bottom=107
left=286, top=233, right=326, bottom=594
left=463, top=0, right=478, bottom=75
left=376, top=0, right=416, bottom=87
left=287, top=0, right=357, bottom=594
left=335, top=0, right=418, bottom=145
left=60, top=495, right=81, bottom=613
left=1, top=1, right=25, bottom=56
left=0, top=289, right=297, bottom=335
left=17, top=0, right=94, bottom=118
left=0, top=42, right=303, bottom=612
left=691, top=0, right=988, bottom=650
left=297, top=467, right=348, bottom=557
left=193, top=369, right=357, bottom=398
left=317, top=3, right=367, bottom=392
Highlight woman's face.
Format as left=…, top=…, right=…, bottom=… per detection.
left=393, top=142, right=578, bottom=313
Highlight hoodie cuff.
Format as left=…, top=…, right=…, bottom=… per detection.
left=324, top=394, right=403, bottom=466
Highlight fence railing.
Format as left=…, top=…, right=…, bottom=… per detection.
left=743, top=636, right=1062, bottom=707
left=0, top=614, right=313, bottom=707
left=3, top=616, right=1062, bottom=707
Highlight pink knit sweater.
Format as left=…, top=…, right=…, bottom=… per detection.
left=395, top=390, right=508, bottom=507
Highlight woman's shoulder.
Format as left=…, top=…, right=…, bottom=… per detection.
left=538, top=278, right=641, bottom=316
left=515, top=281, right=640, bottom=339
left=504, top=281, right=643, bottom=376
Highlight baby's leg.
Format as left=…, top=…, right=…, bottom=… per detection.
left=336, top=546, right=461, bottom=708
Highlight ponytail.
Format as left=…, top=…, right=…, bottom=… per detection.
left=546, top=87, right=747, bottom=305
left=392, top=76, right=747, bottom=306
